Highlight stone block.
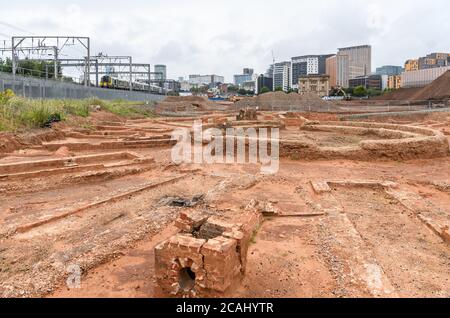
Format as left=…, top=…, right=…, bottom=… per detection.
left=198, top=217, right=235, bottom=240
left=311, top=181, right=331, bottom=194
left=176, top=210, right=210, bottom=232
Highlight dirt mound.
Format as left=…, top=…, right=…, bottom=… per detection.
left=374, top=87, right=423, bottom=101
left=235, top=91, right=334, bottom=111
left=0, top=134, right=22, bottom=153
left=0, top=130, right=64, bottom=154
left=54, top=146, right=72, bottom=158
left=155, top=96, right=222, bottom=113
left=412, top=70, right=450, bottom=101
left=377, top=71, right=450, bottom=101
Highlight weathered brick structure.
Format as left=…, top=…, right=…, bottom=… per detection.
left=155, top=209, right=262, bottom=297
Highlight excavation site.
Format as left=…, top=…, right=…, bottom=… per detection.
left=1, top=93, right=449, bottom=299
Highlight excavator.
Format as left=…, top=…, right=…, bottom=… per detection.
left=335, top=87, right=352, bottom=101
left=229, top=95, right=244, bottom=103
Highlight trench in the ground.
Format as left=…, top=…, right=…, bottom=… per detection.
left=332, top=186, right=450, bottom=297
left=0, top=173, right=221, bottom=297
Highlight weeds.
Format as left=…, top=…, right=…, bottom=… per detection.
left=101, top=99, right=156, bottom=118
left=250, top=221, right=264, bottom=245
left=0, top=92, right=156, bottom=131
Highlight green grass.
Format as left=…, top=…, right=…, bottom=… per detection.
left=100, top=99, right=157, bottom=118
left=0, top=91, right=156, bottom=132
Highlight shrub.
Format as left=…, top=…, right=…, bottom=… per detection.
left=0, top=89, right=15, bottom=104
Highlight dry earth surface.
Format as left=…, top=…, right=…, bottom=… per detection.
left=0, top=105, right=449, bottom=298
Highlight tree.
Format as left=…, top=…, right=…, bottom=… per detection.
left=227, top=85, right=239, bottom=93
left=0, top=57, right=62, bottom=78
left=352, top=86, right=367, bottom=97
left=238, top=88, right=247, bottom=96
left=344, top=87, right=354, bottom=96
left=0, top=58, right=12, bottom=73
left=367, top=89, right=382, bottom=97
left=274, top=86, right=284, bottom=92
left=259, top=86, right=270, bottom=94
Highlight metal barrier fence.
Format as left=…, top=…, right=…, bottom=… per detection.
left=234, top=100, right=450, bottom=113
left=0, top=72, right=165, bottom=102
left=338, top=107, right=450, bottom=120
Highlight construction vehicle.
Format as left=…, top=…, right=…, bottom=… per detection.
left=229, top=95, right=244, bottom=103
left=335, top=87, right=352, bottom=101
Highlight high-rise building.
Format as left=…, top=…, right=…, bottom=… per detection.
left=273, top=61, right=291, bottom=92
left=234, top=74, right=253, bottom=86
left=326, top=55, right=337, bottom=88
left=234, top=68, right=256, bottom=86
left=243, top=68, right=254, bottom=76
left=405, top=59, right=419, bottom=71
left=405, top=53, right=450, bottom=72
left=375, top=65, right=403, bottom=76
left=154, top=64, right=167, bottom=81
left=418, top=53, right=450, bottom=69
left=336, top=53, right=349, bottom=88
left=336, top=45, right=372, bottom=87
left=291, top=54, right=334, bottom=87
left=256, top=74, right=274, bottom=94
left=265, top=65, right=274, bottom=78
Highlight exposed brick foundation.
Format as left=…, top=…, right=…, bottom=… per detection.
left=155, top=209, right=262, bottom=297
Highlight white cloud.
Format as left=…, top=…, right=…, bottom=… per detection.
left=0, top=0, right=449, bottom=81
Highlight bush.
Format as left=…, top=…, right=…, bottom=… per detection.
left=367, top=89, right=382, bottom=97
left=6, top=98, right=65, bottom=128
left=259, top=87, right=270, bottom=94
left=0, top=96, right=69, bottom=130
left=352, top=86, right=367, bottom=97
left=0, top=89, right=15, bottom=104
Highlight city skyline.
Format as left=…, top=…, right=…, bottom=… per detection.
left=0, top=0, right=449, bottom=82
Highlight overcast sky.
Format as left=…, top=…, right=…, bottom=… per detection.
left=0, top=0, right=449, bottom=82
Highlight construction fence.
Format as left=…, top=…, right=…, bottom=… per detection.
left=0, top=72, right=165, bottom=102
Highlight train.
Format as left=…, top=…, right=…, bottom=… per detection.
left=100, top=75, right=163, bottom=94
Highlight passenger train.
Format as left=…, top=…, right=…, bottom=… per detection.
left=100, top=75, right=163, bottom=94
